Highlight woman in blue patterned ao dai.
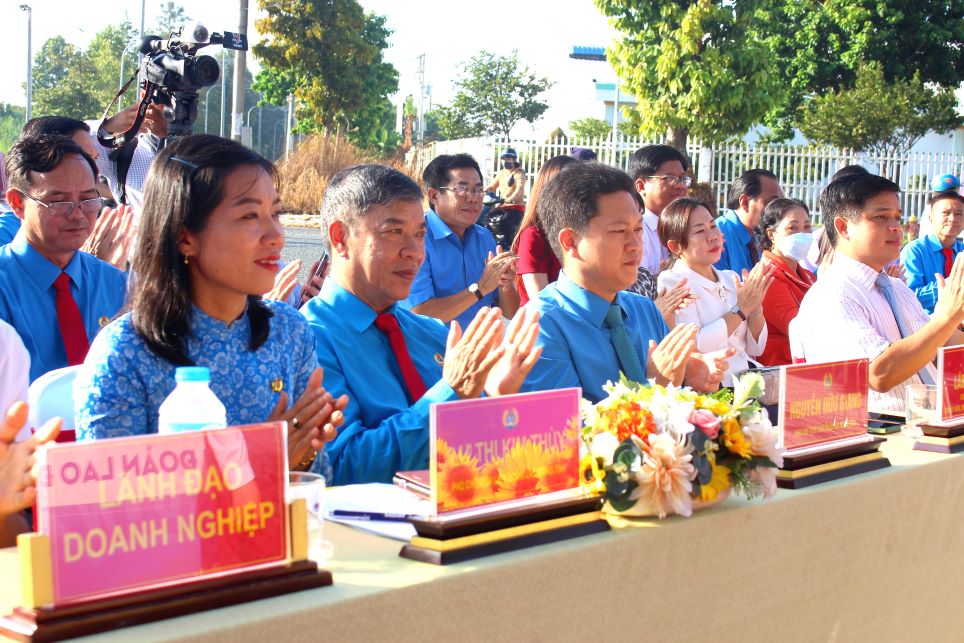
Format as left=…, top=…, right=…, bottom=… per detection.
left=75, top=135, right=347, bottom=479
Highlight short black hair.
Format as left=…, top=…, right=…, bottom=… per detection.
left=320, top=164, right=423, bottom=247
left=821, top=173, right=900, bottom=247
left=22, top=116, right=90, bottom=138
left=928, top=189, right=964, bottom=207
left=628, top=144, right=690, bottom=180
left=831, top=164, right=870, bottom=182
left=756, top=198, right=810, bottom=252
left=538, top=162, right=640, bottom=260
left=5, top=134, right=97, bottom=192
left=421, top=153, right=483, bottom=189
left=726, top=169, right=779, bottom=210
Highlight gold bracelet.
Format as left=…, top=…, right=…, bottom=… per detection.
left=296, top=450, right=317, bottom=471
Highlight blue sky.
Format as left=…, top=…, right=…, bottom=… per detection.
left=1, top=0, right=620, bottom=137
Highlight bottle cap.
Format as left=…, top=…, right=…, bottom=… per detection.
left=175, top=366, right=211, bottom=383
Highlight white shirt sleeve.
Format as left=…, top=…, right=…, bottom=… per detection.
left=0, top=320, right=30, bottom=441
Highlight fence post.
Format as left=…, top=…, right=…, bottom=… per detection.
left=698, top=145, right=713, bottom=185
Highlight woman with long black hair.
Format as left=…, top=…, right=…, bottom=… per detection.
left=76, top=135, right=346, bottom=477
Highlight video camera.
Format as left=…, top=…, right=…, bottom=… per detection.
left=98, top=22, right=248, bottom=147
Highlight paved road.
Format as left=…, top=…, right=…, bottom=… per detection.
left=283, top=227, right=325, bottom=285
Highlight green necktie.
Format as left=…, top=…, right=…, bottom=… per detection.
left=604, top=303, right=646, bottom=384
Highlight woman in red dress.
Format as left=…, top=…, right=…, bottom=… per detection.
left=756, top=198, right=816, bottom=366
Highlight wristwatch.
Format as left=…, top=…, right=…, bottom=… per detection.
left=729, top=305, right=747, bottom=321
left=468, top=283, right=484, bottom=301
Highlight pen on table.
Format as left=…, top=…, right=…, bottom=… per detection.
left=329, top=510, right=412, bottom=522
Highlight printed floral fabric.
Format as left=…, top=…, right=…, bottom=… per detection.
left=75, top=300, right=332, bottom=481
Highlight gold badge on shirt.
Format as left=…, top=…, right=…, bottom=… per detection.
left=434, top=353, right=444, bottom=365
left=271, top=378, right=284, bottom=393
left=98, top=316, right=109, bottom=328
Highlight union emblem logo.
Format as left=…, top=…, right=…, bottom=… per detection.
left=502, top=408, right=519, bottom=430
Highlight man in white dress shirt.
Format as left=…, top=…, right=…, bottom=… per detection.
left=628, top=145, right=691, bottom=276
left=793, top=173, right=964, bottom=413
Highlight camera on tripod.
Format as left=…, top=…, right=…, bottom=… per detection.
left=98, top=22, right=248, bottom=147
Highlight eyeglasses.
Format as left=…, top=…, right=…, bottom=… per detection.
left=645, top=175, right=692, bottom=188
left=19, top=191, right=104, bottom=218
left=436, top=185, right=486, bottom=197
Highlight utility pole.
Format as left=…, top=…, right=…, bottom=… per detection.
left=220, top=49, right=227, bottom=137
left=416, top=54, right=426, bottom=145
left=20, top=4, right=32, bottom=122
left=231, top=0, right=248, bottom=141
left=285, top=93, right=294, bottom=156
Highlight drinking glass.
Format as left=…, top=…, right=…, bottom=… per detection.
left=904, top=384, right=938, bottom=441
left=288, top=471, right=333, bottom=562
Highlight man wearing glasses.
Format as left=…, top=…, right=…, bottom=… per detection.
left=715, top=169, right=784, bottom=274
left=0, top=136, right=127, bottom=382
left=405, top=153, right=519, bottom=327
left=629, top=145, right=692, bottom=277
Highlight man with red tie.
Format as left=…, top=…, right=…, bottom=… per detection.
left=901, top=188, right=964, bottom=314
left=301, top=164, right=541, bottom=485
left=0, top=136, right=127, bottom=382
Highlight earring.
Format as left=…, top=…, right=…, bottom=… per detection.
left=183, top=255, right=190, bottom=265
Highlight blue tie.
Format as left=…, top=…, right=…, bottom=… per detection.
left=604, top=304, right=647, bottom=384
left=875, top=272, right=935, bottom=386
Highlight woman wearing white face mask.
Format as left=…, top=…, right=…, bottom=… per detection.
left=756, top=198, right=816, bottom=366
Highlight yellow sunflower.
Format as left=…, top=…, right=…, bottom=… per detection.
left=579, top=452, right=606, bottom=494
left=722, top=417, right=752, bottom=459
left=699, top=462, right=732, bottom=502
left=435, top=438, right=455, bottom=467
left=437, top=448, right=482, bottom=511
left=541, top=445, right=578, bottom=492
left=495, top=439, right=549, bottom=500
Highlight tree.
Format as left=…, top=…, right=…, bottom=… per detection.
left=569, top=117, right=609, bottom=140
left=754, top=0, right=964, bottom=139
left=799, top=63, right=963, bottom=161
left=595, top=0, right=782, bottom=151
left=155, top=2, right=191, bottom=37
left=433, top=51, right=552, bottom=139
left=31, top=36, right=101, bottom=119
left=0, top=103, right=26, bottom=152
left=254, top=0, right=399, bottom=152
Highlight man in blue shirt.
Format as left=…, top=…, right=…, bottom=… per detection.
left=522, top=162, right=732, bottom=402
left=901, top=190, right=964, bottom=314
left=404, top=153, right=520, bottom=328
left=716, top=169, right=783, bottom=274
left=302, top=164, right=540, bottom=485
left=0, top=136, right=127, bottom=382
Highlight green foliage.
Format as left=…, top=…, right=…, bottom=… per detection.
left=755, top=0, right=964, bottom=135
left=433, top=51, right=552, bottom=139
left=32, top=36, right=101, bottom=119
left=799, top=63, right=963, bottom=157
left=421, top=109, right=445, bottom=143
left=568, top=117, right=609, bottom=140
left=0, top=104, right=26, bottom=152
left=595, top=0, right=782, bottom=150
left=254, top=0, right=399, bottom=152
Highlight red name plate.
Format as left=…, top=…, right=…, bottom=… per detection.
left=778, top=359, right=869, bottom=451
left=430, top=388, right=580, bottom=514
left=35, top=423, right=287, bottom=605
left=937, top=345, right=964, bottom=422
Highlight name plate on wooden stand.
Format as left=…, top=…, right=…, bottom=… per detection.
left=914, top=346, right=964, bottom=453
left=777, top=359, right=890, bottom=488
left=0, top=423, right=332, bottom=641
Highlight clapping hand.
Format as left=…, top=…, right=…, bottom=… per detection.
left=264, top=259, right=301, bottom=303
left=735, top=263, right=775, bottom=314
left=934, top=253, right=964, bottom=327
left=480, top=245, right=518, bottom=295
left=443, top=306, right=505, bottom=399
left=485, top=307, right=542, bottom=396
left=0, top=402, right=61, bottom=519
left=654, top=279, right=695, bottom=328
left=267, top=367, right=347, bottom=469
left=647, top=323, right=698, bottom=386
left=81, top=204, right=135, bottom=270
left=884, top=263, right=906, bottom=282
left=685, top=347, right=736, bottom=392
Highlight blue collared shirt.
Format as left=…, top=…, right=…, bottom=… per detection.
left=0, top=232, right=127, bottom=382
left=403, top=209, right=498, bottom=329
left=302, top=280, right=460, bottom=485
left=715, top=209, right=758, bottom=274
left=0, top=211, right=20, bottom=247
left=521, top=272, right=670, bottom=403
left=901, top=233, right=964, bottom=314
left=75, top=300, right=332, bottom=481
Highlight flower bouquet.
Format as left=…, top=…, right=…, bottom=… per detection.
left=580, top=372, right=783, bottom=518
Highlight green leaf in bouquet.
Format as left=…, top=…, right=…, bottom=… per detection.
left=613, top=440, right=643, bottom=469
left=689, top=428, right=708, bottom=453
left=732, top=371, right=765, bottom=408
left=604, top=469, right=632, bottom=497
left=693, top=452, right=712, bottom=485
left=606, top=480, right=639, bottom=513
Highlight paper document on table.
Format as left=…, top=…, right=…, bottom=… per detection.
left=325, top=483, right=433, bottom=518
left=326, top=515, right=417, bottom=542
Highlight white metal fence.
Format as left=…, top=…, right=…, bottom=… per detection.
left=411, top=136, right=964, bottom=223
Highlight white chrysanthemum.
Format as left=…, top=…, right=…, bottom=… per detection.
left=646, top=389, right=695, bottom=437
left=589, top=431, right=621, bottom=465
left=743, top=410, right=784, bottom=469
left=630, top=433, right=695, bottom=518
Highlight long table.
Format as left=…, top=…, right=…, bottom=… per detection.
left=3, top=436, right=963, bottom=642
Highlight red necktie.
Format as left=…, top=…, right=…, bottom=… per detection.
left=53, top=272, right=90, bottom=365
left=374, top=313, right=428, bottom=402
left=942, top=247, right=954, bottom=277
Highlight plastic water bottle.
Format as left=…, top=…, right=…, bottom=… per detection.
left=158, top=367, right=227, bottom=434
